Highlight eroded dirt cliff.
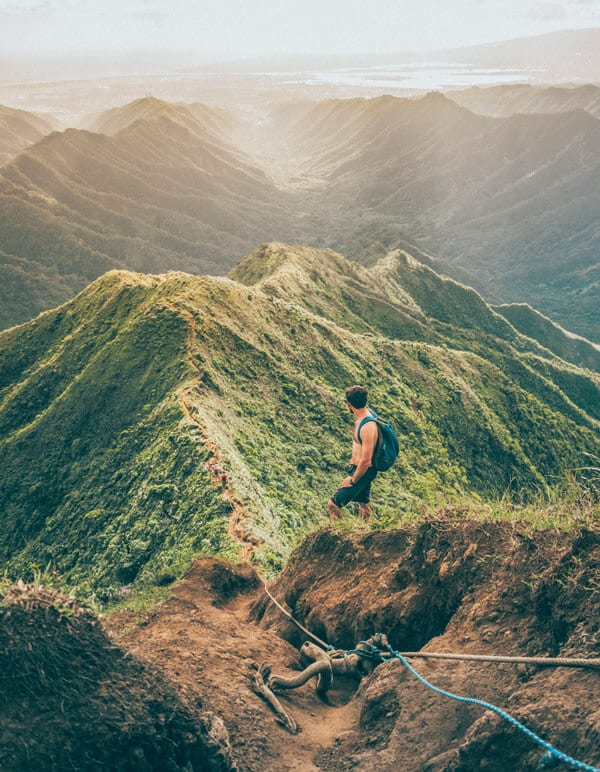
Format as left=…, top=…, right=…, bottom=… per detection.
left=105, top=514, right=600, bottom=771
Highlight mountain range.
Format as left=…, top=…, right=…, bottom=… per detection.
left=449, top=83, right=600, bottom=119
left=0, top=104, right=60, bottom=165
left=438, top=27, right=600, bottom=82
left=269, top=92, right=600, bottom=340
left=0, top=243, right=597, bottom=598
left=2, top=93, right=600, bottom=343
left=0, top=97, right=294, bottom=330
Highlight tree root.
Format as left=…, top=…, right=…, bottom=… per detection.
left=253, top=634, right=388, bottom=732
left=251, top=664, right=298, bottom=734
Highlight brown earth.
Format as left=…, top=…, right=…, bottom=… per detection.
left=106, top=559, right=362, bottom=771
left=105, top=513, right=600, bottom=771
left=0, top=580, right=233, bottom=771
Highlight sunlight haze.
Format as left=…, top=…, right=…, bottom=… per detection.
left=2, top=0, right=600, bottom=58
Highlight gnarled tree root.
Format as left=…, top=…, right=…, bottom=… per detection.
left=251, top=663, right=298, bottom=734
left=253, top=635, right=388, bottom=732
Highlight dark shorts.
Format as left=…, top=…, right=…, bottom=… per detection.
left=330, top=465, right=377, bottom=508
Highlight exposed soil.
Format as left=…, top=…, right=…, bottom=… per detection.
left=107, top=558, right=362, bottom=771
left=258, top=514, right=600, bottom=770
left=0, top=581, right=232, bottom=771
left=104, top=514, right=600, bottom=771
left=5, top=515, right=599, bottom=769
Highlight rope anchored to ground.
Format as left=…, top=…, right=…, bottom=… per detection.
left=254, top=584, right=600, bottom=770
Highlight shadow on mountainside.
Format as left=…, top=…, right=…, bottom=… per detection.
left=103, top=514, right=600, bottom=771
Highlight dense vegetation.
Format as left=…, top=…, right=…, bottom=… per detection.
left=0, top=244, right=598, bottom=602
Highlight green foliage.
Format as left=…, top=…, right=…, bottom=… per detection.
left=0, top=277, right=231, bottom=601
left=0, top=246, right=598, bottom=604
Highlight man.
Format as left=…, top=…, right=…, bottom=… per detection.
left=328, top=385, right=378, bottom=521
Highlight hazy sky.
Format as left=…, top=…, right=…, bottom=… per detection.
left=2, top=0, right=600, bottom=59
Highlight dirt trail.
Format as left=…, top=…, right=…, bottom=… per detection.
left=106, top=559, right=361, bottom=771
left=165, top=300, right=258, bottom=561
left=113, top=302, right=361, bottom=768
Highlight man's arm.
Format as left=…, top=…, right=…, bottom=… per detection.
left=340, top=421, right=377, bottom=487
left=352, top=421, right=377, bottom=482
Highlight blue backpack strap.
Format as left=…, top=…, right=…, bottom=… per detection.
left=357, top=415, right=377, bottom=444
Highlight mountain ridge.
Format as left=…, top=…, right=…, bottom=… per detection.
left=0, top=102, right=295, bottom=330
left=267, top=94, right=600, bottom=339
left=3, top=93, right=600, bottom=342
left=81, top=96, right=234, bottom=139
left=0, top=243, right=598, bottom=598
left=449, top=83, right=600, bottom=120
left=0, top=103, right=60, bottom=165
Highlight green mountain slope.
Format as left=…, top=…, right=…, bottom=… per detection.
left=0, top=104, right=60, bottom=165
left=0, top=244, right=598, bottom=599
left=0, top=97, right=294, bottom=330
left=271, top=93, right=600, bottom=341
left=494, top=302, right=600, bottom=373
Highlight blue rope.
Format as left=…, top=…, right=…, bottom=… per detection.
left=350, top=641, right=600, bottom=772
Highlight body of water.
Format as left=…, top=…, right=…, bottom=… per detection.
left=307, top=61, right=540, bottom=91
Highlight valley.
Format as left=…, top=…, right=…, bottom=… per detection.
left=2, top=90, right=600, bottom=340
left=1, top=39, right=600, bottom=768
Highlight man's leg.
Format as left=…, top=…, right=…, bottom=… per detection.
left=328, top=499, right=344, bottom=520
left=358, top=503, right=372, bottom=520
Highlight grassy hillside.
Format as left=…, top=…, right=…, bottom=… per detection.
left=495, top=302, right=600, bottom=373
left=0, top=244, right=598, bottom=601
left=0, top=104, right=59, bottom=165
left=0, top=97, right=295, bottom=330
left=270, top=93, right=600, bottom=341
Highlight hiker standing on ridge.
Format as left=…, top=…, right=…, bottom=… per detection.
left=328, top=385, right=378, bottom=521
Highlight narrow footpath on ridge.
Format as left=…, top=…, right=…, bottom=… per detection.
left=103, top=302, right=365, bottom=771
left=165, top=300, right=259, bottom=561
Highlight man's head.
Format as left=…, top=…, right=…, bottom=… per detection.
left=345, top=385, right=368, bottom=410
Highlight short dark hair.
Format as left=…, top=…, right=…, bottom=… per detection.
left=345, top=385, right=368, bottom=409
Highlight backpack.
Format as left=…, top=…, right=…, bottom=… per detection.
left=357, top=414, right=399, bottom=472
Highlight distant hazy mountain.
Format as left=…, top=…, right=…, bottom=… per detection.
left=186, top=28, right=600, bottom=84
left=0, top=104, right=60, bottom=165
left=0, top=97, right=294, bottom=330
left=449, top=84, right=600, bottom=119
left=440, top=27, right=600, bottom=83
left=81, top=96, right=234, bottom=138
left=273, top=93, right=600, bottom=341
left=1, top=243, right=597, bottom=593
